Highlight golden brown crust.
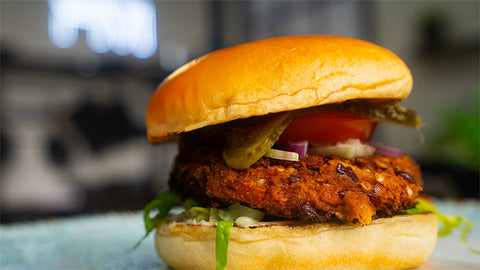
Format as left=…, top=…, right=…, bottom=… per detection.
left=169, top=146, right=423, bottom=225
left=155, top=213, right=438, bottom=270
left=146, top=35, right=412, bottom=143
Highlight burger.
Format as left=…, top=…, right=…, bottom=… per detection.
left=144, top=36, right=438, bottom=269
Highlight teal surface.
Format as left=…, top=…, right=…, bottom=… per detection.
left=428, top=200, right=480, bottom=267
left=1, top=212, right=167, bottom=270
left=1, top=200, right=479, bottom=269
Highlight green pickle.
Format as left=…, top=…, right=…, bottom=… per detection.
left=222, top=112, right=294, bottom=169
left=326, top=100, right=422, bottom=128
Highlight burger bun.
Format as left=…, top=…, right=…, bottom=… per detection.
left=155, top=213, right=438, bottom=270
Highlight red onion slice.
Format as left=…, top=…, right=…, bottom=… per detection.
left=282, top=141, right=308, bottom=158
left=370, top=143, right=404, bottom=157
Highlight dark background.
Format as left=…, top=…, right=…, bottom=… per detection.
left=1, top=1, right=478, bottom=223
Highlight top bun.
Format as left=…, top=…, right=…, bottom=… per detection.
left=146, top=35, right=412, bottom=143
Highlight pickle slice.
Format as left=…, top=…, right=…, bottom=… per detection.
left=312, top=100, right=422, bottom=128
left=222, top=112, right=294, bottom=169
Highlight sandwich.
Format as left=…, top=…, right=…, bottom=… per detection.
left=143, top=35, right=439, bottom=269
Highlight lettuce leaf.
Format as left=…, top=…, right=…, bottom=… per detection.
left=216, top=220, right=235, bottom=270
left=403, top=197, right=479, bottom=254
left=132, top=191, right=181, bottom=250
left=143, top=191, right=182, bottom=234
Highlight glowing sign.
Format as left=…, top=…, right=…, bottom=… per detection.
left=48, top=0, right=157, bottom=59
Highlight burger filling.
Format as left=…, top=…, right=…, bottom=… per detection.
left=219, top=99, right=421, bottom=170
left=169, top=100, right=423, bottom=225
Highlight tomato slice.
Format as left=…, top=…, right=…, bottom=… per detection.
left=277, top=112, right=378, bottom=144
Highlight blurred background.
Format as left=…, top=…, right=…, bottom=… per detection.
left=1, top=0, right=478, bottom=223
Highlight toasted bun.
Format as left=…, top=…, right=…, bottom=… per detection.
left=146, top=35, right=412, bottom=143
left=155, top=213, right=438, bottom=270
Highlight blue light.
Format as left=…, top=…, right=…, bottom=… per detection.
left=48, top=0, right=157, bottom=59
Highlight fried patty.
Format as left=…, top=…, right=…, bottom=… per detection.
left=169, top=146, right=423, bottom=225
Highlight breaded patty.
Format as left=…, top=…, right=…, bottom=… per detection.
left=169, top=147, right=422, bottom=225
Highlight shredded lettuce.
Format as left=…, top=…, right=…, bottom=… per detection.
left=137, top=193, right=265, bottom=269
left=132, top=191, right=181, bottom=249
left=143, top=191, right=182, bottom=234
left=402, top=197, right=479, bottom=254
left=182, top=203, right=265, bottom=224
left=216, top=220, right=235, bottom=270
left=182, top=203, right=264, bottom=270
left=218, top=203, right=265, bottom=222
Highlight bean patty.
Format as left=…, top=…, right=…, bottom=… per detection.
left=169, top=146, right=422, bottom=225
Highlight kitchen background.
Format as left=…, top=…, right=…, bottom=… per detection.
left=1, top=0, right=478, bottom=223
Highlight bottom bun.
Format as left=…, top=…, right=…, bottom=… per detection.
left=155, top=213, right=438, bottom=270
